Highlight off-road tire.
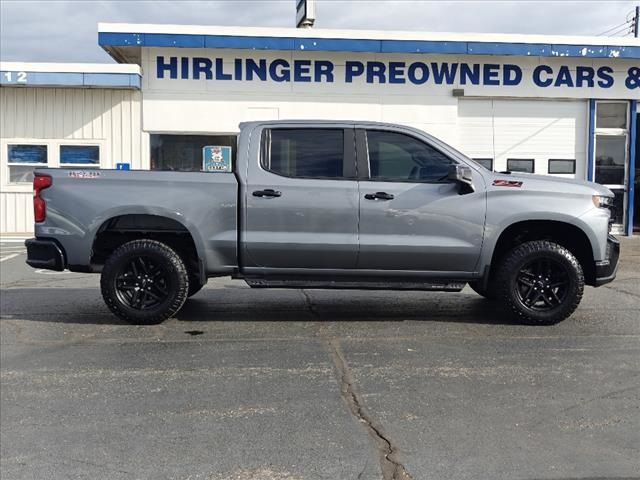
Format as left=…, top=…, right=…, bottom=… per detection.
left=101, top=239, right=189, bottom=324
left=469, top=280, right=498, bottom=300
left=496, top=240, right=584, bottom=325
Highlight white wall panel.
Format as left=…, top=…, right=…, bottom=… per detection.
left=0, top=192, right=32, bottom=234
left=456, top=99, right=494, bottom=156
left=458, top=98, right=587, bottom=178
left=0, top=86, right=144, bottom=233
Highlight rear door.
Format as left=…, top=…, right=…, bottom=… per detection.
left=356, top=128, right=486, bottom=274
left=243, top=125, right=359, bottom=270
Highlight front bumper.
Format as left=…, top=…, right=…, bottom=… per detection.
left=594, top=235, right=620, bottom=287
left=25, top=238, right=66, bottom=271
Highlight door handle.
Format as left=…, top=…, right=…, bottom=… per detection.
left=364, top=192, right=394, bottom=200
left=252, top=189, right=282, bottom=198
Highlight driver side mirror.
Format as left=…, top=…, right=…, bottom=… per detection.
left=448, top=164, right=474, bottom=194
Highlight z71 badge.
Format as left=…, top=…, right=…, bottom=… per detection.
left=493, top=179, right=523, bottom=188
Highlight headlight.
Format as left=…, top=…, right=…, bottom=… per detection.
left=592, top=195, right=613, bottom=208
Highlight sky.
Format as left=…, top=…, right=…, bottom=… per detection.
left=0, top=0, right=638, bottom=63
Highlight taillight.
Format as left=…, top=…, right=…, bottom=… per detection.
left=33, top=175, right=52, bottom=223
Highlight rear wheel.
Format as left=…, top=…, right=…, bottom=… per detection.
left=100, top=239, right=189, bottom=324
left=496, top=240, right=584, bottom=325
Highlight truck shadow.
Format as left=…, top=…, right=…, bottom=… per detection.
left=1, top=287, right=522, bottom=326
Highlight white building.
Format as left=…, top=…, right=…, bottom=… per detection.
left=1, top=23, right=639, bottom=234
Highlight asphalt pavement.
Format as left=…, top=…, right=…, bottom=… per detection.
left=1, top=238, right=639, bottom=480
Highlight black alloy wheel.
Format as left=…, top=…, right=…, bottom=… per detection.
left=497, top=240, right=584, bottom=325
left=115, top=256, right=170, bottom=310
left=101, top=239, right=189, bottom=324
left=514, top=257, right=570, bottom=311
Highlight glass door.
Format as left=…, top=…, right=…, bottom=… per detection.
left=593, top=102, right=630, bottom=234
left=635, top=112, right=640, bottom=233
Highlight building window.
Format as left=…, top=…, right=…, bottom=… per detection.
left=596, top=102, right=627, bottom=129
left=507, top=158, right=534, bottom=174
left=7, top=144, right=47, bottom=184
left=366, top=130, right=454, bottom=182
left=473, top=158, right=493, bottom=171
left=548, top=159, right=576, bottom=175
left=595, top=135, right=627, bottom=185
left=264, top=129, right=345, bottom=178
left=60, top=145, right=100, bottom=166
left=150, top=134, right=236, bottom=172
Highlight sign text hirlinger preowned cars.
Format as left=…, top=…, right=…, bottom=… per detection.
left=156, top=56, right=640, bottom=91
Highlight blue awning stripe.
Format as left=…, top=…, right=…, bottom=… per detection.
left=98, top=32, right=640, bottom=59
left=205, top=35, right=294, bottom=50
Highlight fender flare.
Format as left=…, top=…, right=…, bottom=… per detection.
left=88, top=206, right=208, bottom=270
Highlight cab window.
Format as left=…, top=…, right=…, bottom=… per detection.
left=263, top=128, right=346, bottom=179
left=366, top=130, right=454, bottom=182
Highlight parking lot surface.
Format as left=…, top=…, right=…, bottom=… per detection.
left=1, top=238, right=639, bottom=480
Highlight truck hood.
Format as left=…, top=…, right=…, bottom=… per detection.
left=487, top=172, right=613, bottom=197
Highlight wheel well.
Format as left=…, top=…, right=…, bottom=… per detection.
left=91, top=214, right=201, bottom=280
left=489, top=220, right=596, bottom=285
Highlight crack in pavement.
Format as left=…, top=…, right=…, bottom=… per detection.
left=602, top=284, right=640, bottom=299
left=327, top=338, right=413, bottom=480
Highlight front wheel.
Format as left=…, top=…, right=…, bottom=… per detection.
left=100, top=239, right=189, bottom=324
left=496, top=240, right=584, bottom=325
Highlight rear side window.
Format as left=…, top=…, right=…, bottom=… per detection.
left=366, top=130, right=454, bottom=182
left=263, top=129, right=344, bottom=178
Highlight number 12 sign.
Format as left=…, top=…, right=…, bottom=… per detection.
left=2, top=71, right=28, bottom=84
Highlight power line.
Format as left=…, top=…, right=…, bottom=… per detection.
left=596, top=19, right=633, bottom=36
left=607, top=24, right=634, bottom=37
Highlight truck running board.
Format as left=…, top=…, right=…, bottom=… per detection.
left=245, top=278, right=466, bottom=292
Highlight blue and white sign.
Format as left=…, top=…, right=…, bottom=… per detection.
left=155, top=55, right=640, bottom=93
left=116, top=163, right=130, bottom=170
left=203, top=146, right=232, bottom=172
left=1, top=71, right=28, bottom=84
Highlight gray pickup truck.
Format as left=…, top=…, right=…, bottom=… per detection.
left=26, top=120, right=619, bottom=325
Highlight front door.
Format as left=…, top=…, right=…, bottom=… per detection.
left=356, top=128, right=486, bottom=274
left=243, top=126, right=359, bottom=270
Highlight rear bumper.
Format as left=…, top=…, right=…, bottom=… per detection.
left=594, top=235, right=620, bottom=287
left=25, top=238, right=66, bottom=271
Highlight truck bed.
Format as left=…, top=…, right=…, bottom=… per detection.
left=33, top=168, right=238, bottom=272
